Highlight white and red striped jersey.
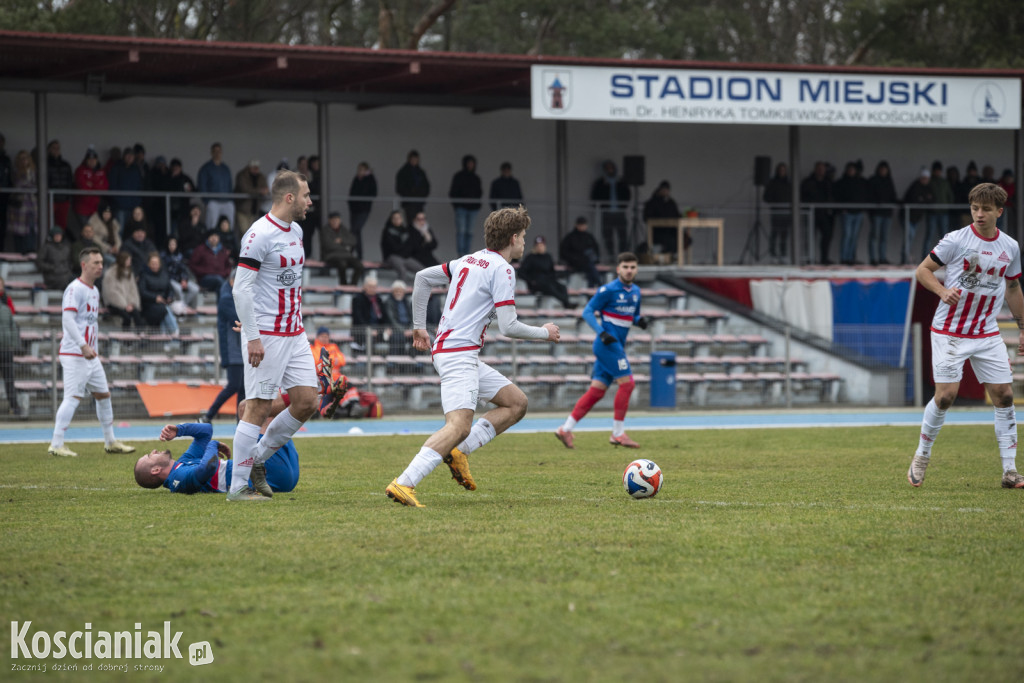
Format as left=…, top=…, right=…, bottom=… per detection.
left=59, top=278, right=100, bottom=356
left=930, top=224, right=1022, bottom=338
left=432, top=249, right=517, bottom=354
left=237, top=213, right=306, bottom=337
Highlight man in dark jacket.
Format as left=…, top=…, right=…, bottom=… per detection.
left=559, top=216, right=602, bottom=287
left=489, top=162, right=523, bottom=211
left=46, top=139, right=74, bottom=231
left=321, top=212, right=364, bottom=285
left=202, top=275, right=244, bottom=422
left=800, top=161, right=834, bottom=264
left=188, top=230, right=232, bottom=291
left=121, top=223, right=158, bottom=277
left=590, top=160, right=631, bottom=260
left=762, top=165, right=792, bottom=263
left=643, top=180, right=683, bottom=259
left=867, top=161, right=898, bottom=265
left=520, top=236, right=571, bottom=308
left=347, top=162, right=377, bottom=258
left=108, top=147, right=144, bottom=233
left=37, top=226, right=75, bottom=290
left=449, top=155, right=482, bottom=255
left=380, top=210, right=427, bottom=283
left=395, top=150, right=430, bottom=224
left=833, top=160, right=871, bottom=265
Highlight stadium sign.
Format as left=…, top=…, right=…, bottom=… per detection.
left=531, top=65, right=1021, bottom=129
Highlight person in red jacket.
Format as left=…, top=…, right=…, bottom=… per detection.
left=188, top=229, right=232, bottom=291
left=73, top=147, right=108, bottom=237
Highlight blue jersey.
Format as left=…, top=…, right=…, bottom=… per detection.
left=582, top=278, right=643, bottom=343
left=163, top=423, right=299, bottom=494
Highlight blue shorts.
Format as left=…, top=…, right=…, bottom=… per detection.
left=264, top=441, right=300, bottom=492
left=591, top=339, right=632, bottom=386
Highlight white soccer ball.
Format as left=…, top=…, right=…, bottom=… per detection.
left=622, top=459, right=664, bottom=499
left=348, top=426, right=364, bottom=435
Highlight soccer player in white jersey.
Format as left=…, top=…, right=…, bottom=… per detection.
left=48, top=246, right=134, bottom=457
left=386, top=206, right=561, bottom=507
left=226, top=170, right=318, bottom=501
left=909, top=183, right=1024, bottom=489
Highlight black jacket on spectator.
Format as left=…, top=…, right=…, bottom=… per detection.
left=122, top=234, right=158, bottom=277
left=347, top=173, right=377, bottom=215
left=868, top=164, right=898, bottom=218
left=381, top=221, right=418, bottom=261
left=489, top=175, right=523, bottom=211
left=137, top=263, right=172, bottom=326
left=449, top=159, right=482, bottom=211
left=559, top=229, right=601, bottom=272
left=903, top=180, right=936, bottom=224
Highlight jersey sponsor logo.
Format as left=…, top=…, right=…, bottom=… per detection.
left=958, top=251, right=982, bottom=289
left=172, top=479, right=180, bottom=488
left=277, top=268, right=298, bottom=286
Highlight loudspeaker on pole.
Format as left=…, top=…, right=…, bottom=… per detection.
left=754, top=155, right=772, bottom=186
left=623, top=155, right=645, bottom=186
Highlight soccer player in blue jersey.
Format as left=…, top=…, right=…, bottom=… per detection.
left=556, top=252, right=647, bottom=449
left=133, top=397, right=299, bottom=494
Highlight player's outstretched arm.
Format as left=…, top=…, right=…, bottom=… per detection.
left=496, top=305, right=557, bottom=342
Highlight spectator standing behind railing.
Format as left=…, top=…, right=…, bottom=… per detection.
left=166, top=158, right=195, bottom=228
left=902, top=168, right=935, bottom=264
left=0, top=276, right=20, bottom=416
left=945, top=165, right=962, bottom=230
left=0, top=134, right=12, bottom=251
left=45, top=140, right=74, bottom=232
left=36, top=226, right=74, bottom=290
left=101, top=251, right=144, bottom=329
left=833, top=160, right=870, bottom=265
left=234, top=159, right=268, bottom=239
left=303, top=156, right=321, bottom=259
left=8, top=150, right=37, bottom=254
left=72, top=147, right=107, bottom=238
left=139, top=252, right=178, bottom=334
left=489, top=161, right=523, bottom=211
left=643, top=180, right=684, bottom=259
left=108, top=147, right=143, bottom=234
left=161, top=236, right=199, bottom=310
left=867, top=161, right=897, bottom=266
left=148, top=155, right=170, bottom=250
left=928, top=161, right=954, bottom=241
left=957, top=161, right=982, bottom=228
left=590, top=160, right=631, bottom=261
left=449, top=155, right=482, bottom=255
left=800, top=161, right=835, bottom=265
left=189, top=229, right=232, bottom=292
left=395, top=149, right=430, bottom=225
left=347, top=161, right=377, bottom=258
left=761, top=167, right=791, bottom=264
left=197, top=142, right=233, bottom=231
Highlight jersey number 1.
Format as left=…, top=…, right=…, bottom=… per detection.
left=449, top=267, right=470, bottom=310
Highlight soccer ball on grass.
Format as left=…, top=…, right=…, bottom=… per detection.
left=622, top=459, right=663, bottom=499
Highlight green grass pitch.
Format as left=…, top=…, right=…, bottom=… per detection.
left=2, top=424, right=1023, bottom=682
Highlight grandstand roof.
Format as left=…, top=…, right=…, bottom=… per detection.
left=1, top=30, right=1021, bottom=110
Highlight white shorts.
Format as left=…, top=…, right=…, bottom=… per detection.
left=244, top=333, right=317, bottom=400
left=60, top=355, right=109, bottom=397
left=931, top=332, right=1012, bottom=384
left=433, top=351, right=512, bottom=414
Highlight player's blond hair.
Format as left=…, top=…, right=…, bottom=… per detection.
left=968, top=183, right=1008, bottom=209
left=271, top=170, right=308, bottom=204
left=484, top=205, right=530, bottom=251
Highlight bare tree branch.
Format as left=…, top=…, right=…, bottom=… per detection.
left=407, top=0, right=456, bottom=50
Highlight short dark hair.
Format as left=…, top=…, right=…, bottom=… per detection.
left=617, top=252, right=639, bottom=265
left=968, top=183, right=1008, bottom=209
left=272, top=170, right=307, bottom=204
left=78, top=246, right=102, bottom=263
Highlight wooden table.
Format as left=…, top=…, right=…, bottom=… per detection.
left=646, top=218, right=724, bottom=266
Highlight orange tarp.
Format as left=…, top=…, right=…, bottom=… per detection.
left=135, top=383, right=234, bottom=417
